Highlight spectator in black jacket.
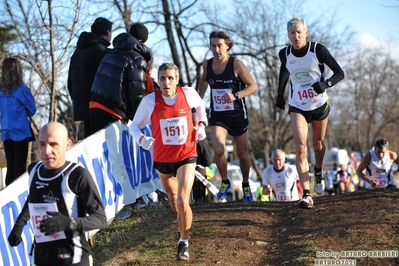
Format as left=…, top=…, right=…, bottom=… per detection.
left=89, top=31, right=151, bottom=133
left=67, top=17, right=113, bottom=139
left=128, top=23, right=159, bottom=95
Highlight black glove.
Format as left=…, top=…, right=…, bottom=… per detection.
left=8, top=224, right=24, bottom=246
left=40, top=211, right=71, bottom=236
left=275, top=94, right=285, bottom=110
left=312, top=81, right=327, bottom=94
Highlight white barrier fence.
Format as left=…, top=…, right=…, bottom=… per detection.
left=0, top=121, right=162, bottom=266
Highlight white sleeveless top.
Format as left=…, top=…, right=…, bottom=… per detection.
left=367, top=148, right=394, bottom=188
left=286, top=43, right=328, bottom=111
left=262, top=164, right=300, bottom=201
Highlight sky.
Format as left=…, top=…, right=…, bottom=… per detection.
left=110, top=0, right=399, bottom=69
left=111, top=0, right=399, bottom=56
left=303, top=0, right=399, bottom=47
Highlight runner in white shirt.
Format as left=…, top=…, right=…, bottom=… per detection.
left=325, top=163, right=339, bottom=195
left=262, top=149, right=301, bottom=202
left=337, top=164, right=351, bottom=193
left=275, top=18, right=344, bottom=209
left=356, top=139, right=399, bottom=189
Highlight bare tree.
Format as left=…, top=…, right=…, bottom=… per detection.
left=148, top=0, right=211, bottom=86
left=0, top=25, right=18, bottom=58
left=330, top=46, right=399, bottom=153
left=205, top=0, right=354, bottom=169
left=4, top=0, right=397, bottom=167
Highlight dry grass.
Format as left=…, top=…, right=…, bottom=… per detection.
left=92, top=188, right=399, bottom=266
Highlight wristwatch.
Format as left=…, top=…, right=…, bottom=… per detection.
left=326, top=80, right=332, bottom=87
left=234, top=92, right=239, bottom=100
left=69, top=218, right=77, bottom=231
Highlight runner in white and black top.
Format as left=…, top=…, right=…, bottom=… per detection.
left=198, top=30, right=258, bottom=202
left=262, top=150, right=301, bottom=202
left=8, top=122, right=106, bottom=266
left=356, top=139, right=399, bottom=189
left=275, top=18, right=344, bottom=209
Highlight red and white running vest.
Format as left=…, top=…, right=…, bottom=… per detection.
left=151, top=86, right=197, bottom=163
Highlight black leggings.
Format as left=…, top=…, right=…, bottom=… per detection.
left=3, top=138, right=29, bottom=186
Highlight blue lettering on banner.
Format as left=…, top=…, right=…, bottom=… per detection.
left=102, top=141, right=123, bottom=202
left=121, top=128, right=159, bottom=190
left=77, top=154, right=88, bottom=169
left=92, top=141, right=123, bottom=207
left=140, top=125, right=159, bottom=182
left=122, top=131, right=140, bottom=189
left=92, top=158, right=112, bottom=208
left=77, top=155, right=111, bottom=209
left=1, top=203, right=15, bottom=266
left=92, top=157, right=109, bottom=207
left=103, top=142, right=122, bottom=202
left=78, top=154, right=110, bottom=207
left=140, top=127, right=159, bottom=181
left=0, top=191, right=32, bottom=266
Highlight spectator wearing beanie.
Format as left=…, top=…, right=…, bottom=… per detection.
left=68, top=17, right=113, bottom=139
left=129, top=23, right=149, bottom=44
left=90, top=25, right=152, bottom=132
left=128, top=22, right=158, bottom=95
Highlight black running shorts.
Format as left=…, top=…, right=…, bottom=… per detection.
left=154, top=157, right=197, bottom=176
left=288, top=101, right=330, bottom=123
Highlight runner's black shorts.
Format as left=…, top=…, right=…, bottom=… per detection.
left=154, top=157, right=197, bottom=176
left=209, top=112, right=249, bottom=136
left=288, top=101, right=330, bottom=123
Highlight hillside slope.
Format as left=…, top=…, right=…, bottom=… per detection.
left=92, top=188, right=399, bottom=265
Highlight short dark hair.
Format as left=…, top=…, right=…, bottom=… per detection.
left=374, top=139, right=388, bottom=149
left=209, top=30, right=234, bottom=51
left=91, top=17, right=112, bottom=36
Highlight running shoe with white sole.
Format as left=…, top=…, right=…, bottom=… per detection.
left=176, top=242, right=189, bottom=260
left=314, top=168, right=325, bottom=195
left=298, top=195, right=314, bottom=209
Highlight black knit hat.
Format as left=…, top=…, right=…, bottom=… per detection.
left=129, top=23, right=148, bottom=43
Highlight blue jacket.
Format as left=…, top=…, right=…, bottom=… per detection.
left=0, top=84, right=37, bottom=141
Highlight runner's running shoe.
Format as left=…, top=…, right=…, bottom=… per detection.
left=217, top=182, right=231, bottom=199
left=298, top=195, right=314, bottom=209
left=314, top=168, right=325, bottom=195
left=242, top=186, right=253, bottom=202
left=176, top=242, right=189, bottom=260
